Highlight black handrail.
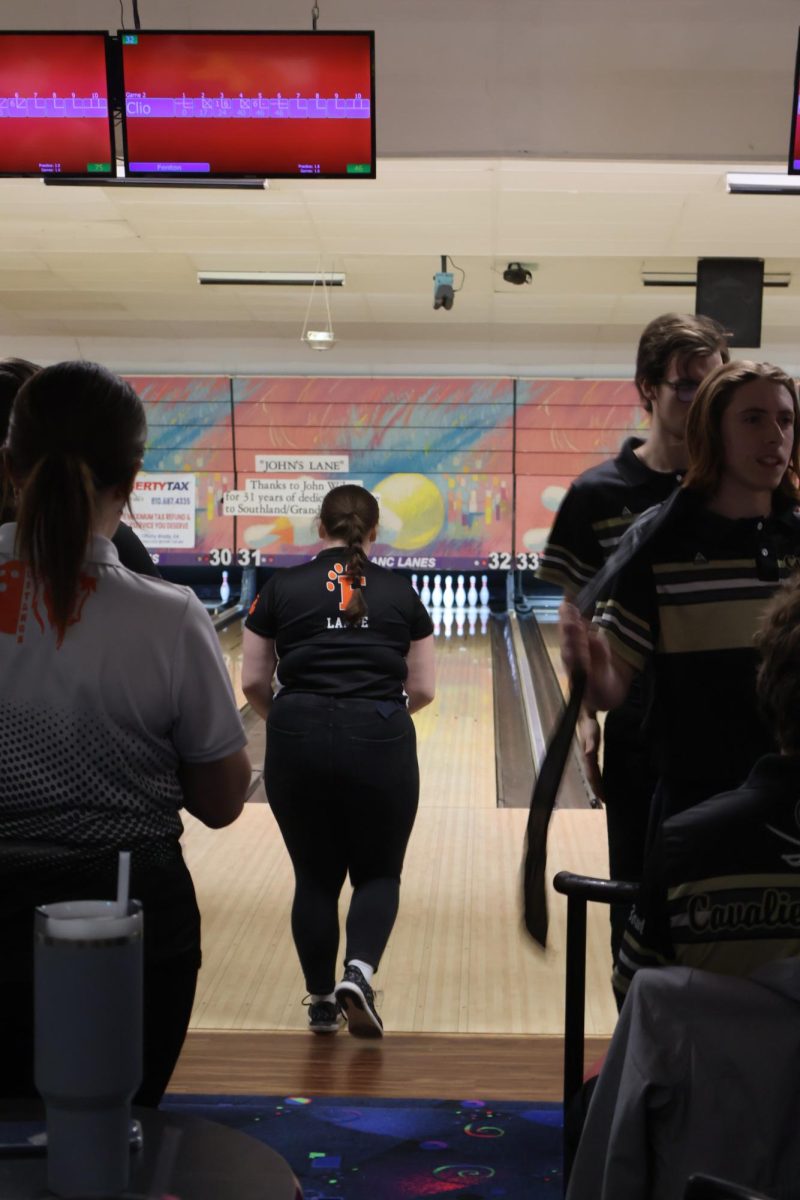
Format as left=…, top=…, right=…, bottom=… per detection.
left=552, top=870, right=639, bottom=1191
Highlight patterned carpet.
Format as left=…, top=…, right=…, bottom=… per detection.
left=162, top=1094, right=564, bottom=1200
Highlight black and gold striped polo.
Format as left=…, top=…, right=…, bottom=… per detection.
left=594, top=500, right=800, bottom=798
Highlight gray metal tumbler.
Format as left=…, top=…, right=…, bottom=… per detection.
left=34, top=899, right=143, bottom=1198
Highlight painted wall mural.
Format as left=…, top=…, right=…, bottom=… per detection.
left=126, top=374, right=644, bottom=571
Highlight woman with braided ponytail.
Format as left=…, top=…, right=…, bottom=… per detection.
left=243, top=484, right=435, bottom=1037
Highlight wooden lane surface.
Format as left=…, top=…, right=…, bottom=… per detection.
left=182, top=805, right=617, bottom=1037
left=217, top=619, right=246, bottom=710
left=413, top=628, right=496, bottom=809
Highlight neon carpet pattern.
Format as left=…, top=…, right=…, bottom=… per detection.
left=161, top=1093, right=564, bottom=1199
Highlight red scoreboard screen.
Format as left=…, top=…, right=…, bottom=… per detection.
left=119, top=30, right=375, bottom=179
left=790, top=29, right=800, bottom=172
left=0, top=32, right=114, bottom=177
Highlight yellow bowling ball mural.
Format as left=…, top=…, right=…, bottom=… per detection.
left=375, top=473, right=445, bottom=550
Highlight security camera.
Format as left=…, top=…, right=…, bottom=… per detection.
left=433, top=270, right=455, bottom=311
left=503, top=262, right=532, bottom=286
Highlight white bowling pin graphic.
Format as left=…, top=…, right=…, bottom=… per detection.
left=467, top=575, right=478, bottom=609
left=455, top=574, right=466, bottom=608
left=411, top=573, right=419, bottom=594
left=443, top=575, right=455, bottom=609
left=443, top=608, right=454, bottom=638
left=420, top=575, right=432, bottom=607
left=468, top=610, right=477, bottom=636
left=479, top=574, right=490, bottom=607
left=432, top=574, right=443, bottom=608
left=219, top=570, right=230, bottom=605
left=456, top=609, right=465, bottom=637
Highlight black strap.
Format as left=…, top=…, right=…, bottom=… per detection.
left=522, top=487, right=697, bottom=946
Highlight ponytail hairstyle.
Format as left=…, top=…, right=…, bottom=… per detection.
left=7, top=361, right=147, bottom=639
left=319, top=484, right=380, bottom=626
left=0, top=357, right=40, bottom=522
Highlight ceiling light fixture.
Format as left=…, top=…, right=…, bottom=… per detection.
left=197, top=270, right=346, bottom=286
left=301, top=265, right=337, bottom=351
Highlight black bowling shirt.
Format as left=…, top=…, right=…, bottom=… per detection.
left=537, top=437, right=683, bottom=595
left=246, top=547, right=433, bottom=699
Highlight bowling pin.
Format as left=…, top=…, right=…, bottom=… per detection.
left=456, top=610, right=465, bottom=637
left=432, top=610, right=442, bottom=637
left=420, top=575, right=432, bottom=607
left=480, top=609, right=489, bottom=635
left=468, top=610, right=477, bottom=637
left=443, top=575, right=455, bottom=609
left=467, top=575, right=478, bottom=609
left=411, top=573, right=419, bottom=594
left=479, top=574, right=490, bottom=608
left=219, top=570, right=230, bottom=605
left=455, top=574, right=466, bottom=608
left=443, top=609, right=454, bottom=639
left=432, top=574, right=443, bottom=608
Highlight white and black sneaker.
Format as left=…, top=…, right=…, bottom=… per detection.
left=335, top=964, right=384, bottom=1038
left=304, top=997, right=345, bottom=1035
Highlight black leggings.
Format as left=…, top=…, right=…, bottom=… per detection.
left=266, top=694, right=419, bottom=996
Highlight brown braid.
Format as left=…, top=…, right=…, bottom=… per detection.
left=319, top=484, right=379, bottom=626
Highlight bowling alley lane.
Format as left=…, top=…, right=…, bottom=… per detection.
left=216, top=618, right=246, bottom=710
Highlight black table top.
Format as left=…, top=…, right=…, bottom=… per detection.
left=0, top=1108, right=301, bottom=1200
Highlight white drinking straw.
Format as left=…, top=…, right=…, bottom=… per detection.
left=116, top=850, right=131, bottom=916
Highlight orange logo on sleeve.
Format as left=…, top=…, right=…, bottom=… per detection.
left=0, top=560, right=97, bottom=647
left=326, top=562, right=366, bottom=611
left=33, top=573, right=97, bottom=647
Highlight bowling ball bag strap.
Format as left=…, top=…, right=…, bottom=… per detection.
left=522, top=487, right=699, bottom=946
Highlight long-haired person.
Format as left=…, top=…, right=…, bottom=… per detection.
left=0, top=355, right=159, bottom=574
left=537, top=313, right=728, bottom=963
left=242, top=484, right=435, bottom=1038
left=0, top=361, right=250, bottom=1102
left=560, top=360, right=800, bottom=823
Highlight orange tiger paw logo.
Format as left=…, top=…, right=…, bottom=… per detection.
left=325, top=564, right=345, bottom=593
left=325, top=563, right=365, bottom=611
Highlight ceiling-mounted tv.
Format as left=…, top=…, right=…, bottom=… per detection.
left=789, top=29, right=800, bottom=172
left=0, top=31, right=114, bottom=177
left=119, top=30, right=375, bottom=180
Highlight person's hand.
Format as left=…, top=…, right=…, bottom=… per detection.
left=579, top=711, right=605, bottom=804
left=559, top=601, right=606, bottom=678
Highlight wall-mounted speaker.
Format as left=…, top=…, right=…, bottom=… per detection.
left=695, top=257, right=764, bottom=348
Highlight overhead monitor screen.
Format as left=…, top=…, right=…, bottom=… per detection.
left=0, top=32, right=114, bottom=177
left=119, top=30, right=375, bottom=179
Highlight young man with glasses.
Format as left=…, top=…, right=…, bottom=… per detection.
left=537, top=313, right=728, bottom=963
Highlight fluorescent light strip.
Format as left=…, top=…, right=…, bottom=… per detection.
left=197, top=271, right=346, bottom=286
left=727, top=173, right=800, bottom=194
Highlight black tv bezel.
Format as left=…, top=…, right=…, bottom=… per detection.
left=117, top=28, right=376, bottom=181
left=788, top=28, right=800, bottom=173
left=0, top=30, right=117, bottom=180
